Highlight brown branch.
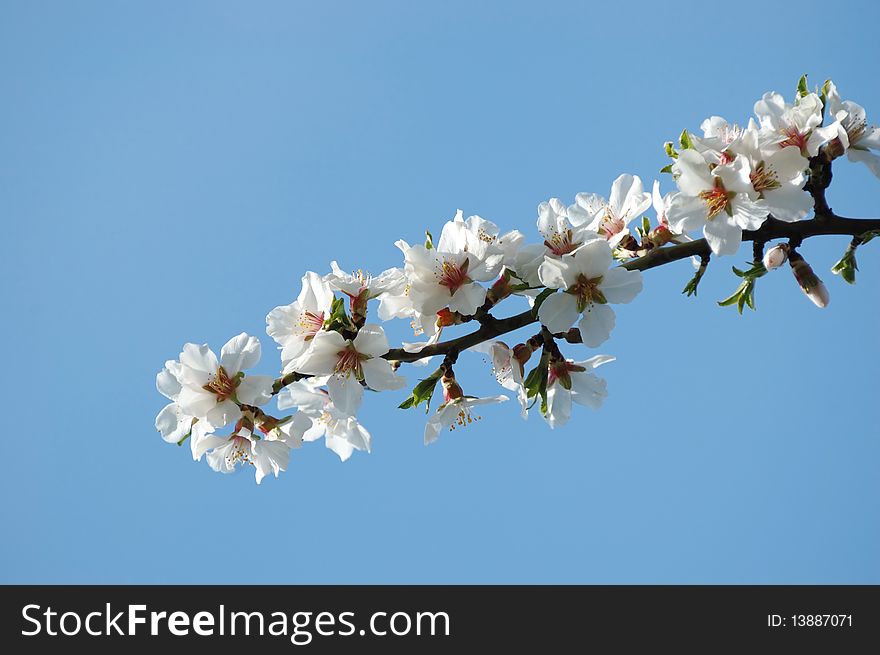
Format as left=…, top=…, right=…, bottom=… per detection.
left=382, top=212, right=880, bottom=364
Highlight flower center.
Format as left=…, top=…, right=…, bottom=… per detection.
left=567, top=274, right=606, bottom=312
left=778, top=126, right=809, bottom=154
left=599, top=208, right=626, bottom=239
left=224, top=436, right=252, bottom=466
left=298, top=311, right=325, bottom=340
left=548, top=360, right=587, bottom=390
left=437, top=258, right=471, bottom=293
left=749, top=160, right=781, bottom=194
left=718, top=150, right=736, bottom=165
left=844, top=116, right=867, bottom=146
left=698, top=178, right=735, bottom=220
left=335, top=345, right=366, bottom=377
left=544, top=229, right=579, bottom=256
left=203, top=366, right=239, bottom=401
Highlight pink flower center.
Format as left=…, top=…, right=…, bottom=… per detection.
left=544, top=229, right=579, bottom=256
left=599, top=210, right=626, bottom=240
left=299, top=311, right=325, bottom=340
left=335, top=345, right=365, bottom=377
left=778, top=126, right=809, bottom=154
left=437, top=259, right=471, bottom=293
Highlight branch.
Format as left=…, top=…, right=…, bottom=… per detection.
left=383, top=212, right=880, bottom=364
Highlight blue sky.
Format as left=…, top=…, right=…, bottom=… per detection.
left=2, top=0, right=878, bottom=583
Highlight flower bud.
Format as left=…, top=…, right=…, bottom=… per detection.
left=762, top=243, right=790, bottom=271
left=789, top=251, right=830, bottom=308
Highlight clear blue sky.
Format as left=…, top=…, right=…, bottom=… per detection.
left=2, top=0, right=878, bottom=583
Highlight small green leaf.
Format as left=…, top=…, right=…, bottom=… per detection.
left=398, top=369, right=444, bottom=413
left=664, top=141, right=679, bottom=159
left=660, top=164, right=674, bottom=175
left=796, top=74, right=810, bottom=99
left=679, top=129, right=694, bottom=150
left=425, top=230, right=434, bottom=250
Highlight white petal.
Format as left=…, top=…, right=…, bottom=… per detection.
left=252, top=440, right=291, bottom=484
left=598, top=267, right=643, bottom=304
left=237, top=375, right=274, bottom=406
left=762, top=184, right=813, bottom=222
left=545, top=385, right=571, bottom=429
left=361, top=358, right=406, bottom=391
left=327, top=374, right=363, bottom=416
left=703, top=219, right=742, bottom=256
left=179, top=343, right=219, bottom=375
left=569, top=371, right=608, bottom=410
left=667, top=194, right=709, bottom=233
left=352, top=324, right=390, bottom=358
left=155, top=403, right=193, bottom=444
left=572, top=238, right=613, bottom=279
left=448, top=282, right=486, bottom=315
left=205, top=398, right=242, bottom=429
left=537, top=293, right=579, bottom=334
left=577, top=304, right=616, bottom=348
left=156, top=364, right=182, bottom=401
left=220, top=333, right=261, bottom=374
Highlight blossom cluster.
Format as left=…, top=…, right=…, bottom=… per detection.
left=155, top=77, right=878, bottom=483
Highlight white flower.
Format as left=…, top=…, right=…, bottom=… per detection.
left=473, top=341, right=530, bottom=419
left=754, top=91, right=843, bottom=157
left=171, top=333, right=274, bottom=429
left=735, top=129, right=813, bottom=222
left=155, top=361, right=195, bottom=444
left=295, top=324, right=405, bottom=415
left=537, top=239, right=643, bottom=347
left=399, top=211, right=505, bottom=317
left=424, top=395, right=508, bottom=445
left=691, top=116, right=749, bottom=163
left=544, top=355, right=614, bottom=429
left=267, top=272, right=335, bottom=374
left=667, top=149, right=768, bottom=256
left=277, top=378, right=372, bottom=461
left=191, top=412, right=308, bottom=484
left=326, top=262, right=406, bottom=319
left=825, top=81, right=880, bottom=178
left=569, top=174, right=652, bottom=248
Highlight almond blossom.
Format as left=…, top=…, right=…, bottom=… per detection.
left=537, top=239, right=643, bottom=347
left=544, top=355, right=615, bottom=429
left=825, top=82, right=880, bottom=178
left=167, top=333, right=274, bottom=430
left=277, top=378, right=373, bottom=461
left=266, top=272, right=335, bottom=374
left=568, top=174, right=652, bottom=248
left=295, top=324, right=405, bottom=415
left=667, top=149, right=768, bottom=256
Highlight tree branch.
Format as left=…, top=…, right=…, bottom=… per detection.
left=383, top=212, right=880, bottom=364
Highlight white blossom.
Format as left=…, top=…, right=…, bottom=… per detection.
left=537, top=239, right=643, bottom=347
left=825, top=81, right=880, bottom=178
left=168, top=333, right=274, bottom=430
left=277, top=378, right=373, bottom=461
left=267, top=272, right=335, bottom=374
left=667, top=149, right=768, bottom=256
left=295, top=324, right=405, bottom=416
left=544, top=355, right=615, bottom=428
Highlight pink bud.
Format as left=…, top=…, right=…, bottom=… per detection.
left=805, top=280, right=830, bottom=308
left=762, top=244, right=789, bottom=271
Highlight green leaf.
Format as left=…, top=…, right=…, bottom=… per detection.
left=398, top=369, right=444, bottom=413
left=679, top=129, right=694, bottom=150
left=659, top=164, right=674, bottom=175
left=664, top=141, right=679, bottom=159
left=425, top=230, right=434, bottom=250
left=796, top=74, right=810, bottom=99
